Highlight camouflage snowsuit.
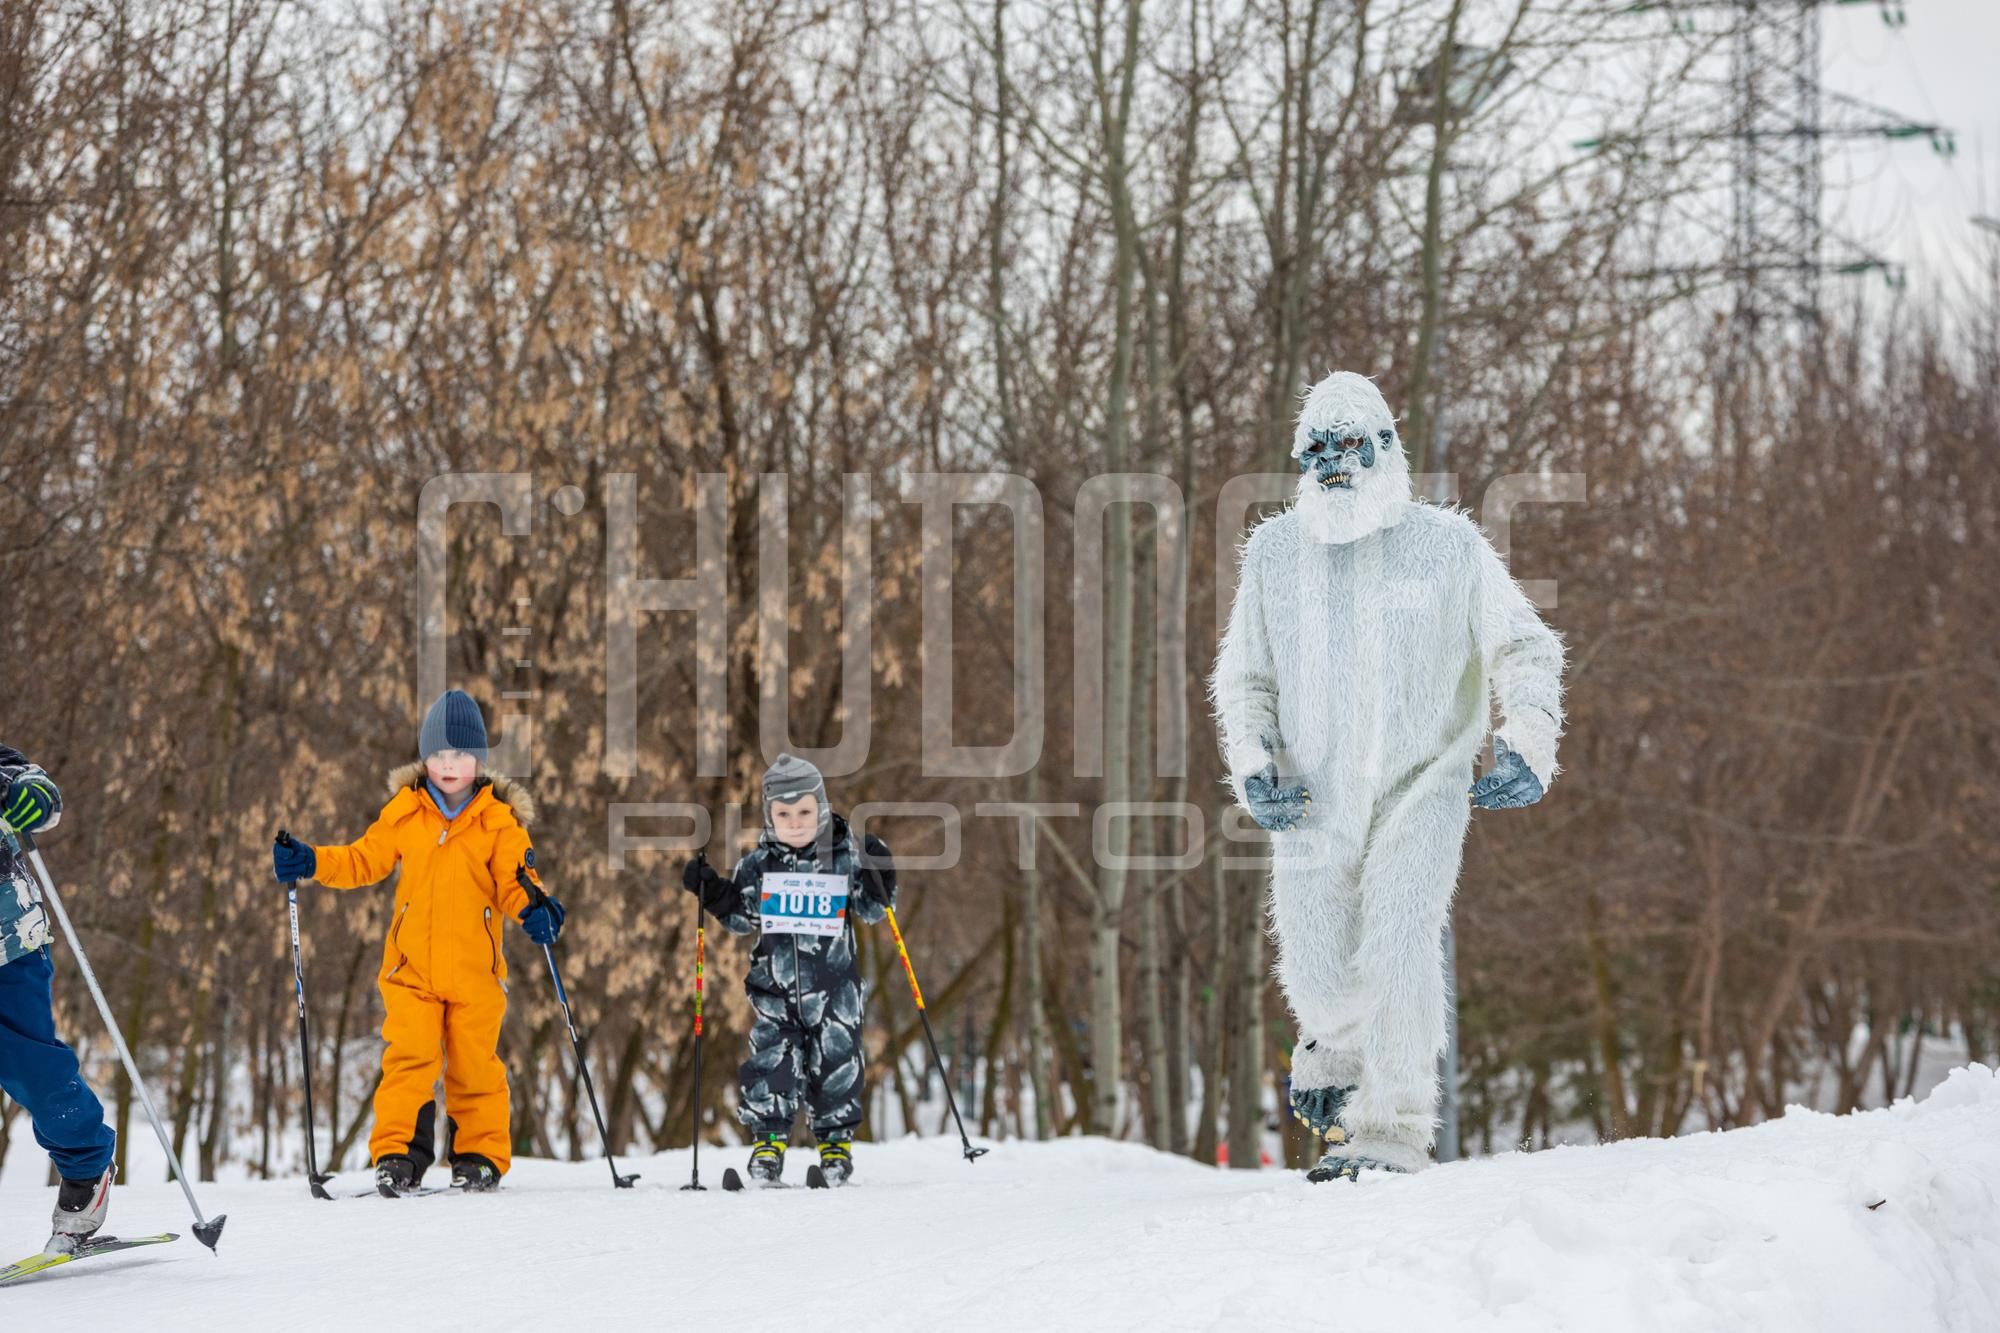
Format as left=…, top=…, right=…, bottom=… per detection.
left=0, top=857, right=50, bottom=967
left=0, top=746, right=54, bottom=966
left=710, top=814, right=895, bottom=1139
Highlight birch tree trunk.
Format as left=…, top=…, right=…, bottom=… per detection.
left=1084, top=0, right=1147, bottom=1137
left=1226, top=860, right=1266, bottom=1169
left=1193, top=845, right=1228, bottom=1163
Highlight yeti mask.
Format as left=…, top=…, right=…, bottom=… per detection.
left=1297, top=426, right=1388, bottom=489
left=1290, top=371, right=1413, bottom=545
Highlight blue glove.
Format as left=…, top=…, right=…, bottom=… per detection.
left=519, top=894, right=565, bottom=945
left=2, top=767, right=61, bottom=834
left=1469, top=738, right=1545, bottom=810
left=272, top=835, right=316, bottom=882
left=1243, top=763, right=1311, bottom=832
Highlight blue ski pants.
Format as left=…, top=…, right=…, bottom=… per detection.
left=0, top=947, right=116, bottom=1181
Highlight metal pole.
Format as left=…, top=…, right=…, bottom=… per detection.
left=885, top=908, right=988, bottom=1163
left=5, top=824, right=226, bottom=1251
left=279, top=830, right=334, bottom=1198
left=681, top=903, right=707, bottom=1192
left=518, top=868, right=637, bottom=1188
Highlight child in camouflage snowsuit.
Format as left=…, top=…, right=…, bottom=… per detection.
left=679, top=754, right=896, bottom=1185
left=0, top=745, right=119, bottom=1248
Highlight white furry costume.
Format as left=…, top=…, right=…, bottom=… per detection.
left=1210, top=372, right=1564, bottom=1173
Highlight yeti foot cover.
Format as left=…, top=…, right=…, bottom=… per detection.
left=0, top=1233, right=178, bottom=1286
left=1306, top=1151, right=1411, bottom=1184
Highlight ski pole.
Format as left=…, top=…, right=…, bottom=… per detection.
left=680, top=898, right=706, bottom=1192
left=884, top=907, right=988, bottom=1163
left=1, top=819, right=228, bottom=1251
left=277, top=830, right=334, bottom=1200
left=517, top=866, right=638, bottom=1188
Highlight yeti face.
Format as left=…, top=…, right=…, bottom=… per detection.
left=1297, top=425, right=1390, bottom=490
left=1290, top=371, right=1413, bottom=544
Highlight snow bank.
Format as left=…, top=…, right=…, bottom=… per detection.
left=5, top=1064, right=1998, bottom=1331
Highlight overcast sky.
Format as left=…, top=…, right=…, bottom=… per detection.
left=1822, top=0, right=2000, bottom=304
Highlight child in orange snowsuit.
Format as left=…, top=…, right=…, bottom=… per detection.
left=271, top=690, right=565, bottom=1194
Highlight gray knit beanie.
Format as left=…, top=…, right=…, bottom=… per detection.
left=762, top=752, right=830, bottom=836
left=419, top=689, right=489, bottom=763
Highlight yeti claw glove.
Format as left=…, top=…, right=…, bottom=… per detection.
left=2, top=767, right=61, bottom=834
left=1243, top=763, right=1312, bottom=832
left=1470, top=737, right=1545, bottom=810
left=272, top=835, right=317, bottom=883
left=1290, top=1082, right=1355, bottom=1144
left=518, top=894, right=565, bottom=945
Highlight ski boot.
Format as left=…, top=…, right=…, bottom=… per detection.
left=746, top=1133, right=787, bottom=1184
left=1289, top=1082, right=1355, bottom=1147
left=48, top=1166, right=112, bottom=1253
left=816, top=1137, right=854, bottom=1186
left=451, top=1154, right=501, bottom=1193
left=1306, top=1148, right=1409, bottom=1184
left=374, top=1154, right=421, bottom=1197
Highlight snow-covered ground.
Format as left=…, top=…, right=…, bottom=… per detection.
left=5, top=1065, right=1999, bottom=1330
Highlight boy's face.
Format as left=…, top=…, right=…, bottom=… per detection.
left=426, top=750, right=478, bottom=796
left=770, top=795, right=820, bottom=848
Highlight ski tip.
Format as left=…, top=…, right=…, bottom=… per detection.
left=192, top=1216, right=226, bottom=1253
left=721, top=1168, right=745, bottom=1193
left=805, top=1165, right=829, bottom=1190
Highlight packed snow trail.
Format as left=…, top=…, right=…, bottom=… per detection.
left=4, top=1065, right=1999, bottom=1330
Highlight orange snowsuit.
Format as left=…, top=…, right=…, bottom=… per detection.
left=312, top=762, right=541, bottom=1175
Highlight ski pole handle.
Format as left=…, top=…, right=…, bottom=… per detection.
left=276, top=827, right=301, bottom=884
left=288, top=898, right=310, bottom=1018
left=0, top=816, right=33, bottom=856
left=516, top=861, right=549, bottom=908
left=693, top=922, right=706, bottom=1037
left=886, top=907, right=926, bottom=1010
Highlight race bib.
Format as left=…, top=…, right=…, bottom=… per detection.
left=758, top=872, right=849, bottom=938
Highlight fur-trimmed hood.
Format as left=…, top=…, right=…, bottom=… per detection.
left=385, top=761, right=537, bottom=826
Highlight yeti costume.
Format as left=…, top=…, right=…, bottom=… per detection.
left=1211, top=371, right=1564, bottom=1178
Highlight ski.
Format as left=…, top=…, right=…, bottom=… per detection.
left=330, top=1184, right=452, bottom=1200
left=0, top=1233, right=178, bottom=1287
left=720, top=1168, right=792, bottom=1192
left=806, top=1165, right=829, bottom=1190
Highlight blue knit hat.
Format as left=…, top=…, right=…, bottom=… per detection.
left=419, top=689, right=489, bottom=763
